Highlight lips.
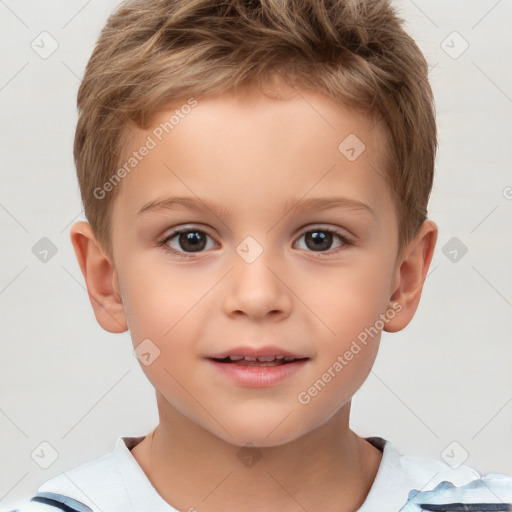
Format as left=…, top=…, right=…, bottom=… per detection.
left=207, top=350, right=310, bottom=387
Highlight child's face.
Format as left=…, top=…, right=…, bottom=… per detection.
left=103, top=84, right=406, bottom=446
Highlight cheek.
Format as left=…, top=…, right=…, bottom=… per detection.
left=118, top=256, right=216, bottom=378
left=297, top=256, right=391, bottom=393
left=119, top=254, right=209, bottom=339
left=300, top=257, right=393, bottom=342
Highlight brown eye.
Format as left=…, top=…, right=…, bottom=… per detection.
left=161, top=228, right=216, bottom=256
left=304, top=231, right=334, bottom=251
left=175, top=231, right=208, bottom=252
left=294, top=227, right=350, bottom=254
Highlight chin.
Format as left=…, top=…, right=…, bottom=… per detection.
left=213, top=419, right=308, bottom=449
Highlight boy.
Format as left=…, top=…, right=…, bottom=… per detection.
left=5, top=0, right=511, bottom=511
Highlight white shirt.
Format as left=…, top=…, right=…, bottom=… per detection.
left=4, top=436, right=511, bottom=511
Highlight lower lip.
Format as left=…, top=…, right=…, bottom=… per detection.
left=206, top=359, right=309, bottom=388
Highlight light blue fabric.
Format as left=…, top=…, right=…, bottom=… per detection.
left=399, top=474, right=512, bottom=511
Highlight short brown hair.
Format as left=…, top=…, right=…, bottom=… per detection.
left=74, top=0, right=436, bottom=258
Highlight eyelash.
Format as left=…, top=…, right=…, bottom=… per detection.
left=157, top=226, right=353, bottom=259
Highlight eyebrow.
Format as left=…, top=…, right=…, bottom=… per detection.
left=137, top=195, right=376, bottom=219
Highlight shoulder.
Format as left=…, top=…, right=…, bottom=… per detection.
left=1, top=437, right=142, bottom=512
left=367, top=436, right=482, bottom=490
left=399, top=473, right=512, bottom=511
left=0, top=492, right=95, bottom=512
left=389, top=441, right=512, bottom=511
left=360, top=437, right=512, bottom=512
left=399, top=449, right=481, bottom=488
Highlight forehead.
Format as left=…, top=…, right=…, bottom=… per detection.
left=113, top=84, right=395, bottom=230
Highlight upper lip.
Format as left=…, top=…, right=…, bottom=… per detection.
left=207, top=345, right=309, bottom=360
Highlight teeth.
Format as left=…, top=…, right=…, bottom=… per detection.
left=226, top=355, right=296, bottom=362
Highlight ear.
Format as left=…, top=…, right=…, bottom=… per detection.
left=384, top=220, right=438, bottom=333
left=69, top=221, right=128, bottom=333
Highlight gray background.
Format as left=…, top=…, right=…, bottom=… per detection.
left=1, top=0, right=511, bottom=508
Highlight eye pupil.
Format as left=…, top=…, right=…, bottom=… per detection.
left=180, top=231, right=207, bottom=252
left=305, top=231, right=332, bottom=251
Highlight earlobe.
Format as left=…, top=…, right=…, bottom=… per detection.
left=384, top=220, right=438, bottom=333
left=69, top=221, right=128, bottom=333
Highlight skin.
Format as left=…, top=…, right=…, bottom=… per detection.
left=70, top=82, right=437, bottom=512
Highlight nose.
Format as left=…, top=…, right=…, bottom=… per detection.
left=222, top=248, right=292, bottom=322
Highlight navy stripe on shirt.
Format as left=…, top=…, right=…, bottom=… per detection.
left=29, top=492, right=93, bottom=512
left=420, top=503, right=512, bottom=511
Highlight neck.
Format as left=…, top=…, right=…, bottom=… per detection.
left=131, top=394, right=382, bottom=512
